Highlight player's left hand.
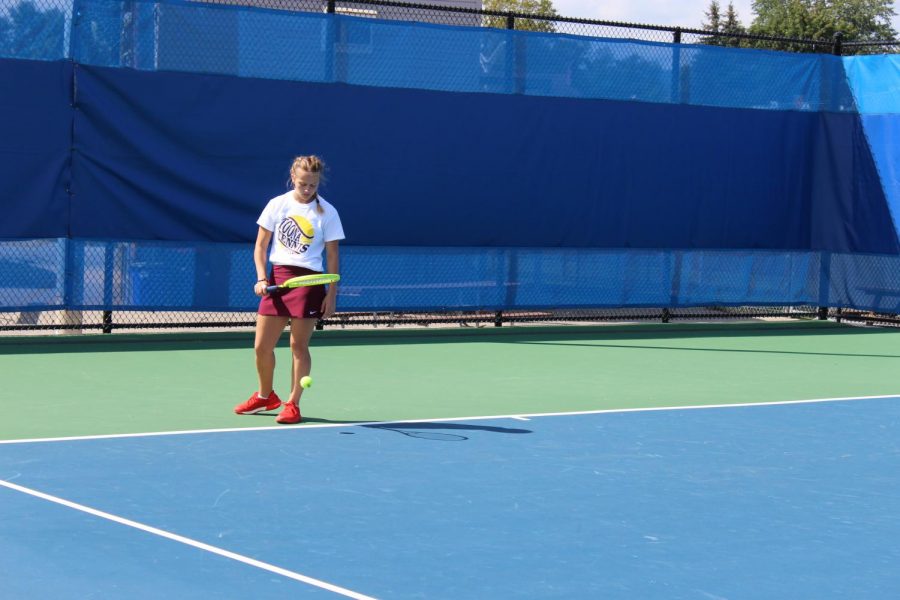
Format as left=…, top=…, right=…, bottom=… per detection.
left=321, top=292, right=337, bottom=319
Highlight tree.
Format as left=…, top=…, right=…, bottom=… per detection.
left=722, top=2, right=748, bottom=46
left=747, top=0, right=897, bottom=52
left=703, top=0, right=723, bottom=39
left=483, top=0, right=559, bottom=33
left=702, top=1, right=747, bottom=47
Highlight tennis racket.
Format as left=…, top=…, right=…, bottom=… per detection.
left=266, top=273, right=340, bottom=294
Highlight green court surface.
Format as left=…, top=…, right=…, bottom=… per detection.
left=1, top=321, right=898, bottom=441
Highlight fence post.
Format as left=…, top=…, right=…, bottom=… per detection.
left=327, top=1, right=347, bottom=83
left=503, top=248, right=518, bottom=316
left=505, top=15, right=526, bottom=94
left=670, top=28, right=682, bottom=104
left=817, top=252, right=831, bottom=320
left=832, top=31, right=843, bottom=56
left=812, top=34, right=844, bottom=322
left=61, top=238, right=83, bottom=335
left=120, top=0, right=136, bottom=68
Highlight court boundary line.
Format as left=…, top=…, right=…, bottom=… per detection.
left=0, top=479, right=376, bottom=600
left=2, top=393, right=898, bottom=445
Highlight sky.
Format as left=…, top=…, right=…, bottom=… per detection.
left=552, top=0, right=900, bottom=34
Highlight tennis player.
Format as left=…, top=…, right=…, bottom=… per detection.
left=233, top=155, right=345, bottom=424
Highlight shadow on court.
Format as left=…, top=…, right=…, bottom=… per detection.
left=238, top=417, right=534, bottom=441
left=240, top=415, right=372, bottom=424
left=361, top=421, right=532, bottom=441
left=512, top=340, right=900, bottom=359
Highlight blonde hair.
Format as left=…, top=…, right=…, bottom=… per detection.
left=289, top=155, right=326, bottom=214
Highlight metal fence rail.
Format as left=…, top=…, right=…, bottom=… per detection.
left=3, top=307, right=899, bottom=335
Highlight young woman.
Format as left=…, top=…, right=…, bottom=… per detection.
left=233, top=155, right=345, bottom=424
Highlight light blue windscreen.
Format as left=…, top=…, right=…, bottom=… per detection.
left=0, top=0, right=863, bottom=114
left=0, top=0, right=70, bottom=61
left=54, top=0, right=853, bottom=112
left=844, top=55, right=900, bottom=271
left=843, top=55, right=900, bottom=115
left=4, top=240, right=900, bottom=314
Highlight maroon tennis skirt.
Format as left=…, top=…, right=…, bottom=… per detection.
left=258, top=265, right=327, bottom=319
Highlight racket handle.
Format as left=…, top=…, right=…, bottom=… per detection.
left=265, top=285, right=278, bottom=294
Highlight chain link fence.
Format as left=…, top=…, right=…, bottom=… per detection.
left=214, top=0, right=897, bottom=54
left=0, top=306, right=846, bottom=334
left=2, top=0, right=898, bottom=333
left=2, top=0, right=897, bottom=57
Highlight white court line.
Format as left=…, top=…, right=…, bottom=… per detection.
left=0, top=479, right=376, bottom=600
left=2, top=393, right=899, bottom=446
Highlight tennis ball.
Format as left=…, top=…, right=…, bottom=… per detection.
left=300, top=376, right=313, bottom=389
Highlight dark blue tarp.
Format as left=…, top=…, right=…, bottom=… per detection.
left=71, top=66, right=897, bottom=254
left=0, top=58, right=71, bottom=239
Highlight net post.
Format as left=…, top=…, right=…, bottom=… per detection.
left=494, top=310, right=503, bottom=327
left=102, top=310, right=113, bottom=334
left=316, top=318, right=325, bottom=331
left=661, top=308, right=670, bottom=323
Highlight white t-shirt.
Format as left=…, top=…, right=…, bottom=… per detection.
left=257, top=192, right=345, bottom=271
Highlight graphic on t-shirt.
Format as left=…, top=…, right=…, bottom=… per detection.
left=277, top=216, right=315, bottom=254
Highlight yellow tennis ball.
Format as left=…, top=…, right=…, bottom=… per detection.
left=300, top=376, right=313, bottom=389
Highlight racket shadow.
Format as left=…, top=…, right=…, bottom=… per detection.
left=362, top=422, right=532, bottom=442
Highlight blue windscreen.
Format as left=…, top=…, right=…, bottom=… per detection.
left=66, top=65, right=897, bottom=254
left=1, top=0, right=899, bottom=314
left=844, top=55, right=900, bottom=269
left=58, top=0, right=855, bottom=112
left=0, top=58, right=71, bottom=239
left=5, top=239, right=900, bottom=313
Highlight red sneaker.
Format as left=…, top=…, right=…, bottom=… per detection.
left=275, top=402, right=301, bottom=424
left=234, top=391, right=282, bottom=415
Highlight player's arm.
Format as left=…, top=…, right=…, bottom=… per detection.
left=254, top=227, right=273, bottom=296
left=322, top=240, right=340, bottom=318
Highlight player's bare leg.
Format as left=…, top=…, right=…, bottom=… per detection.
left=255, top=315, right=289, bottom=396
left=287, top=317, right=317, bottom=405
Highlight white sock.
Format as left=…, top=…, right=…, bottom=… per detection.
left=258, top=393, right=269, bottom=400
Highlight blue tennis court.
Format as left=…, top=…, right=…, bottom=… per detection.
left=4, top=0, right=900, bottom=597
left=4, top=395, right=900, bottom=599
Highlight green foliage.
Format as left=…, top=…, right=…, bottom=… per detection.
left=482, top=0, right=559, bottom=33
left=722, top=3, right=748, bottom=41
left=747, top=0, right=897, bottom=52
left=702, top=1, right=748, bottom=47
left=704, top=0, right=723, bottom=35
